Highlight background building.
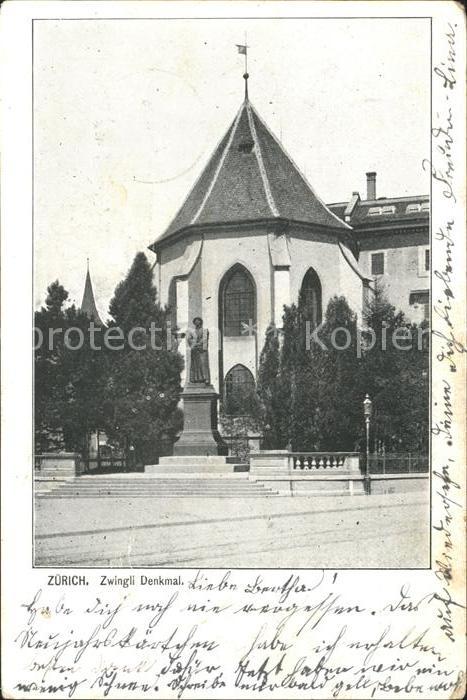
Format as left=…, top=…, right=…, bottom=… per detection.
left=329, top=172, right=429, bottom=324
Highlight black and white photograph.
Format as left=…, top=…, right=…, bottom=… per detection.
left=32, top=16, right=432, bottom=569
left=1, top=2, right=465, bottom=699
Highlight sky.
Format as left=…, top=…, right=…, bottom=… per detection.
left=34, top=17, right=431, bottom=317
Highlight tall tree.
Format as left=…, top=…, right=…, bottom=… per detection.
left=104, top=252, right=183, bottom=463
left=35, top=280, right=109, bottom=453
left=34, top=281, right=69, bottom=451
left=361, top=281, right=429, bottom=453
left=283, top=303, right=321, bottom=451
left=108, top=252, right=165, bottom=332
left=396, top=321, right=429, bottom=453
left=315, top=296, right=362, bottom=451
left=257, top=304, right=322, bottom=450
left=60, top=305, right=108, bottom=452
left=256, top=325, right=289, bottom=448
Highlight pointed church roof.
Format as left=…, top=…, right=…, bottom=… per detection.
left=80, top=265, right=103, bottom=325
left=151, top=99, right=350, bottom=250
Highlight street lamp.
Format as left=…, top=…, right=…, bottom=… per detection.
left=363, top=394, right=373, bottom=495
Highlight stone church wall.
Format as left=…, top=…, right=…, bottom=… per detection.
left=201, top=228, right=271, bottom=392
left=288, top=231, right=343, bottom=310
left=155, top=225, right=365, bottom=393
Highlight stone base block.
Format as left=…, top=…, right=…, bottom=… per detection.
left=249, top=475, right=367, bottom=496
left=35, top=453, right=82, bottom=479
left=146, top=456, right=234, bottom=474
left=369, top=474, right=429, bottom=495
left=287, top=478, right=366, bottom=496
left=174, top=384, right=227, bottom=456
left=160, top=456, right=229, bottom=466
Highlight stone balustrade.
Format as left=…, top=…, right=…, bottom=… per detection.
left=249, top=449, right=362, bottom=495
left=249, top=450, right=360, bottom=476
left=289, top=452, right=360, bottom=471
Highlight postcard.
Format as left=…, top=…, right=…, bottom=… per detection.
left=1, top=1, right=465, bottom=698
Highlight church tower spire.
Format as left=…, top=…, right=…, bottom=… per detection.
left=80, top=261, right=103, bottom=325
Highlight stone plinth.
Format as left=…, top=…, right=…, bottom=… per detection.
left=35, top=453, right=82, bottom=479
left=146, top=456, right=233, bottom=474
left=173, top=384, right=226, bottom=456
left=249, top=450, right=290, bottom=476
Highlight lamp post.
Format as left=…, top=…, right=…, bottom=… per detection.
left=363, top=394, right=373, bottom=495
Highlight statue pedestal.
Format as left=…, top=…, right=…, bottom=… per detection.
left=173, top=384, right=227, bottom=456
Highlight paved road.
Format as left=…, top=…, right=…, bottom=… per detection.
left=34, top=491, right=430, bottom=569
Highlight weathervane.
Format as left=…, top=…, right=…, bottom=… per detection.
left=236, top=35, right=250, bottom=100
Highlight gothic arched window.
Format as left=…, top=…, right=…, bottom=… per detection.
left=221, top=265, right=256, bottom=337
left=300, top=268, right=322, bottom=327
left=224, top=364, right=256, bottom=415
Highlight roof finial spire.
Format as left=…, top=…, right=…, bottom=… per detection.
left=236, top=35, right=249, bottom=101
left=86, top=256, right=89, bottom=272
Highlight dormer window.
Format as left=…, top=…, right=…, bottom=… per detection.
left=420, top=201, right=430, bottom=212
left=238, top=139, right=254, bottom=154
left=368, top=205, right=395, bottom=216
left=406, top=203, right=421, bottom=213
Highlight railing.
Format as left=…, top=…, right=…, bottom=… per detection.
left=289, top=452, right=358, bottom=471
left=86, top=456, right=128, bottom=473
left=289, top=452, right=428, bottom=473
left=368, top=453, right=428, bottom=474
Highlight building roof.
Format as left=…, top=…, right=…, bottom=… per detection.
left=80, top=267, right=103, bottom=325
left=328, top=194, right=429, bottom=231
left=151, top=99, right=349, bottom=250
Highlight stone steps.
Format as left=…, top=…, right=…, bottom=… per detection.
left=35, top=476, right=281, bottom=498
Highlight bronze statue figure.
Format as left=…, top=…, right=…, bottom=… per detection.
left=187, top=317, right=210, bottom=385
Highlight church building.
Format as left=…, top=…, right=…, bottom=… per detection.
left=149, top=93, right=368, bottom=398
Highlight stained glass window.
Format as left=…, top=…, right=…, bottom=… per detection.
left=300, top=268, right=322, bottom=327
left=222, top=266, right=256, bottom=336
left=224, top=364, right=255, bottom=415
